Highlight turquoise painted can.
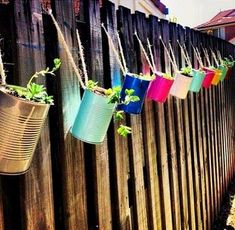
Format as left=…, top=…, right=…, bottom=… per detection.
left=189, top=69, right=205, bottom=93
left=71, top=89, right=115, bottom=144
left=219, top=65, right=228, bottom=81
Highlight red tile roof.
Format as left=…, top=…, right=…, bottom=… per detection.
left=196, top=9, right=235, bottom=30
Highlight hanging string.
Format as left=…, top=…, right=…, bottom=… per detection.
left=101, top=23, right=127, bottom=75
left=147, top=38, right=157, bottom=73
left=183, top=43, right=193, bottom=68
left=76, top=29, right=89, bottom=86
left=190, top=43, right=204, bottom=68
left=116, top=32, right=128, bottom=75
left=168, top=42, right=178, bottom=72
left=210, top=48, right=219, bottom=67
left=48, top=10, right=86, bottom=89
left=159, top=36, right=178, bottom=72
left=0, top=48, right=6, bottom=85
left=201, top=45, right=211, bottom=67
left=217, top=50, right=223, bottom=64
left=177, top=40, right=192, bottom=68
left=134, top=32, right=155, bottom=73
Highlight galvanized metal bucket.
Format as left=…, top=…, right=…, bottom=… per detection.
left=118, top=73, right=151, bottom=114
left=71, top=89, right=115, bottom=144
left=189, top=69, right=205, bottom=93
left=170, top=72, right=192, bottom=99
left=0, top=88, right=50, bottom=175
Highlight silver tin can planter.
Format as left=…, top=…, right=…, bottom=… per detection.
left=0, top=88, right=50, bottom=175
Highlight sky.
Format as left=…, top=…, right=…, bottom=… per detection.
left=162, top=0, right=235, bottom=28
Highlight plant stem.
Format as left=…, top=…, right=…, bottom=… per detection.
left=0, top=48, right=6, bottom=85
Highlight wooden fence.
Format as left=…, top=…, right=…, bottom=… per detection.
left=0, top=0, right=235, bottom=229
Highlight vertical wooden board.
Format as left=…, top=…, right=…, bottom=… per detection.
left=204, top=88, right=216, bottom=223
left=181, top=26, right=197, bottom=230
left=155, top=19, right=173, bottom=230
left=101, top=1, right=131, bottom=229
left=85, top=0, right=112, bottom=229
left=148, top=16, right=176, bottom=230
left=117, top=6, right=148, bottom=230
left=135, top=12, right=162, bottom=230
left=199, top=88, right=211, bottom=229
left=169, top=22, right=190, bottom=230
left=43, top=0, right=88, bottom=229
left=178, top=24, right=197, bottom=230
left=11, top=1, right=55, bottom=229
left=185, top=28, right=203, bottom=230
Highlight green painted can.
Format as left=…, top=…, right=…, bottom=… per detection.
left=189, top=69, right=205, bottom=93
left=71, top=89, right=115, bottom=144
left=219, top=65, right=228, bottom=81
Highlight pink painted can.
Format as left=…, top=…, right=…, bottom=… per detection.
left=202, top=67, right=215, bottom=88
left=147, top=72, right=174, bottom=103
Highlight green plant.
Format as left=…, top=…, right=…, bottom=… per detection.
left=162, top=72, right=173, bottom=80
left=85, top=80, right=140, bottom=137
left=222, top=58, right=234, bottom=68
left=181, top=66, right=192, bottom=76
left=9, top=58, right=61, bottom=104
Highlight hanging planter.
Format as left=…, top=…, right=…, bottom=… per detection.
left=147, top=72, right=174, bottom=103
left=170, top=71, right=193, bottom=99
left=202, top=67, right=215, bottom=88
left=211, top=68, right=222, bottom=85
left=118, top=73, right=151, bottom=114
left=0, top=89, right=50, bottom=174
left=49, top=13, right=141, bottom=144
left=189, top=69, right=205, bottom=93
left=0, top=55, right=61, bottom=175
left=71, top=89, right=115, bottom=144
left=225, top=67, right=233, bottom=79
left=218, top=65, right=228, bottom=81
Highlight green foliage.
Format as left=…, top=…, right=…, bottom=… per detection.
left=181, top=66, right=192, bottom=76
left=222, top=58, right=234, bottom=68
left=10, top=58, right=61, bottom=104
left=117, top=125, right=132, bottom=137
left=87, top=80, right=140, bottom=137
left=86, top=80, right=98, bottom=90
left=162, top=72, right=173, bottom=79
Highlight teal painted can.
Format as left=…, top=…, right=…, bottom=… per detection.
left=189, top=69, right=205, bottom=93
left=71, top=89, right=115, bottom=144
left=219, top=65, right=228, bottom=81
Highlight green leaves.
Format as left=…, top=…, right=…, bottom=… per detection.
left=117, top=125, right=132, bottom=137
left=10, top=58, right=61, bottom=104
left=105, top=86, right=121, bottom=104
left=124, top=88, right=140, bottom=105
left=181, top=66, right=192, bottom=76
left=86, top=80, right=98, bottom=90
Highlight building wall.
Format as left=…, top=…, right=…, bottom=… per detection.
left=225, top=25, right=235, bottom=41
left=109, top=0, right=166, bottom=18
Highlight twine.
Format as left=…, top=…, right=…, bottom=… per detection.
left=210, top=48, right=219, bottom=67
left=168, top=42, right=178, bottom=72
left=177, top=40, right=192, bottom=68
left=134, top=32, right=155, bottom=73
left=190, top=43, right=204, bottom=68
left=116, top=32, right=128, bottom=74
left=201, top=46, right=211, bottom=67
left=101, top=23, right=127, bottom=75
left=217, top=50, right=223, bottom=64
left=0, top=48, right=6, bottom=85
left=76, top=29, right=89, bottom=85
left=48, top=10, right=86, bottom=89
left=147, top=38, right=157, bottom=73
left=159, top=36, right=178, bottom=73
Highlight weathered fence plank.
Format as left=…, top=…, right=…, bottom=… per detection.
left=0, top=1, right=234, bottom=230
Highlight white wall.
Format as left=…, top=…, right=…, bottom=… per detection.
left=110, top=0, right=166, bottom=18
left=229, top=37, right=235, bottom=45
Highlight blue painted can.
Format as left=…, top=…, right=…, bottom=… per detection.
left=118, top=73, right=151, bottom=114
